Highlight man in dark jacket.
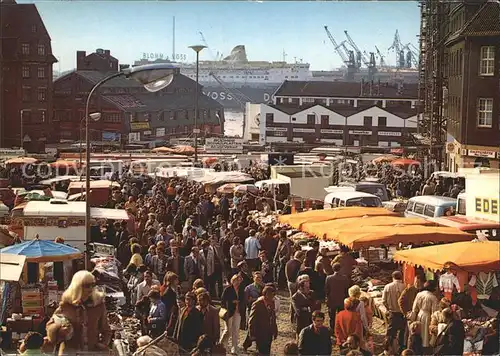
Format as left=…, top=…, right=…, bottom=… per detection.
left=325, top=263, right=350, bottom=332
left=298, top=311, right=332, bottom=356
left=248, top=286, right=278, bottom=355
left=434, top=308, right=465, bottom=356
left=286, top=251, right=305, bottom=322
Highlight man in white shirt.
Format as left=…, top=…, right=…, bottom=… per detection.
left=136, top=270, right=160, bottom=302
left=245, top=229, right=261, bottom=272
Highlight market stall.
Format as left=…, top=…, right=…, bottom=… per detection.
left=300, top=216, right=436, bottom=239
left=0, top=240, right=81, bottom=349
left=394, top=241, right=500, bottom=355
left=279, top=206, right=398, bottom=229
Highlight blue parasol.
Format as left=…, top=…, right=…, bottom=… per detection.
left=0, top=238, right=82, bottom=263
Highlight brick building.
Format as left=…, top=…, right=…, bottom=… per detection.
left=52, top=49, right=224, bottom=144
left=0, top=0, right=57, bottom=150
left=248, top=80, right=419, bottom=147
left=419, top=0, right=500, bottom=169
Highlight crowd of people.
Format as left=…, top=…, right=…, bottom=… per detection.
left=1, top=157, right=479, bottom=356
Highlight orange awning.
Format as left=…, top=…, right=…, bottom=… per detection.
left=278, top=207, right=397, bottom=229
left=331, top=225, right=474, bottom=250
left=302, top=216, right=436, bottom=239
left=393, top=241, right=500, bottom=273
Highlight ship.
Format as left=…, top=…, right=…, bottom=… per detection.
left=133, top=45, right=418, bottom=111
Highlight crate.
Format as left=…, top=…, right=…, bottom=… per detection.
left=22, top=299, right=42, bottom=308
left=23, top=307, right=44, bottom=315
left=21, top=291, right=42, bottom=300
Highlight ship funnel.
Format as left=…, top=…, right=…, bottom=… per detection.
left=223, top=45, right=248, bottom=62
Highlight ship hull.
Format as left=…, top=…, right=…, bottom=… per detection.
left=201, top=83, right=279, bottom=111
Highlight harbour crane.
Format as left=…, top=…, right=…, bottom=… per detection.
left=374, top=46, right=386, bottom=68
left=402, top=42, right=419, bottom=68
left=324, top=26, right=357, bottom=80
left=388, top=30, right=406, bottom=68
left=343, top=30, right=377, bottom=81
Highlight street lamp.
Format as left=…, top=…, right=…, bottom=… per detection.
left=83, top=63, right=178, bottom=270
left=189, top=45, right=206, bottom=163
left=79, top=113, right=101, bottom=181
left=20, top=109, right=26, bottom=150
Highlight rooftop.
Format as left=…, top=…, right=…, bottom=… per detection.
left=274, top=81, right=418, bottom=99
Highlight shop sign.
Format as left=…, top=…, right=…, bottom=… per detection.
left=155, top=128, right=165, bottom=137
left=0, top=149, right=25, bottom=157
left=349, top=130, right=372, bottom=135
left=205, top=137, right=243, bottom=153
left=467, top=149, right=496, bottom=159
left=320, top=129, right=343, bottom=134
left=378, top=131, right=402, bottom=137
left=474, top=197, right=499, bottom=216
left=143, top=130, right=152, bottom=136
left=266, top=127, right=287, bottom=132
left=293, top=128, right=315, bottom=133
left=129, top=132, right=140, bottom=142
left=130, top=122, right=150, bottom=131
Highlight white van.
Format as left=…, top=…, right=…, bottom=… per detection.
left=405, top=195, right=457, bottom=219
left=324, top=191, right=383, bottom=209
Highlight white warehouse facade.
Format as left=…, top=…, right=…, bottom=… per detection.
left=249, top=80, right=419, bottom=147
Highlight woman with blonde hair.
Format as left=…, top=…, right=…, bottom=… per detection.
left=348, top=285, right=369, bottom=332
left=45, top=270, right=111, bottom=353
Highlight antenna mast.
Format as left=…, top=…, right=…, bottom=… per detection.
left=172, top=16, right=176, bottom=61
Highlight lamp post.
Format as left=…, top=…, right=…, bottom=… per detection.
left=19, top=109, right=25, bottom=150
left=83, top=63, right=178, bottom=270
left=189, top=45, right=206, bottom=163
left=79, top=114, right=101, bottom=181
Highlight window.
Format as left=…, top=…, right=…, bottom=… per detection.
left=37, top=44, right=45, bottom=56
left=378, top=116, right=387, bottom=127
left=477, top=98, right=493, bottom=127
left=265, top=113, right=274, bottom=123
left=414, top=203, right=425, bottom=215
left=321, top=115, right=329, bottom=126
left=22, top=86, right=32, bottom=102
left=40, top=110, right=46, bottom=123
left=363, top=116, right=372, bottom=127
left=31, top=24, right=37, bottom=33
left=22, top=66, right=30, bottom=78
left=302, top=98, right=314, bottom=103
left=37, top=67, right=45, bottom=79
left=104, top=113, right=121, bottom=123
left=307, top=114, right=315, bottom=125
left=479, top=46, right=495, bottom=76
left=37, top=88, right=46, bottom=102
left=423, top=205, right=436, bottom=217
left=21, top=43, right=30, bottom=55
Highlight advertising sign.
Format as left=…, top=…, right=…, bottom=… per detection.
left=204, top=137, right=243, bottom=153
left=102, top=132, right=121, bottom=141
left=130, top=122, right=150, bottom=131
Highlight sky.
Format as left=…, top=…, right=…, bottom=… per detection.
left=24, top=0, right=421, bottom=71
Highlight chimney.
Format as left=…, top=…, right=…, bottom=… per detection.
left=104, top=50, right=110, bottom=56
left=76, top=51, right=86, bottom=70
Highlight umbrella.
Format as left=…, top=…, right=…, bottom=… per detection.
left=0, top=239, right=82, bottom=263
left=234, top=184, right=259, bottom=194
left=152, top=146, right=173, bottom=153
left=391, top=158, right=421, bottom=166
left=5, top=157, right=38, bottom=165
left=202, top=157, right=218, bottom=165
left=49, top=160, right=82, bottom=169
left=372, top=156, right=396, bottom=164
left=217, top=183, right=238, bottom=194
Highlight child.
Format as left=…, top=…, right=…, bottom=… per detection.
left=359, top=296, right=373, bottom=329
left=408, top=321, right=423, bottom=356
left=19, top=332, right=44, bottom=355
